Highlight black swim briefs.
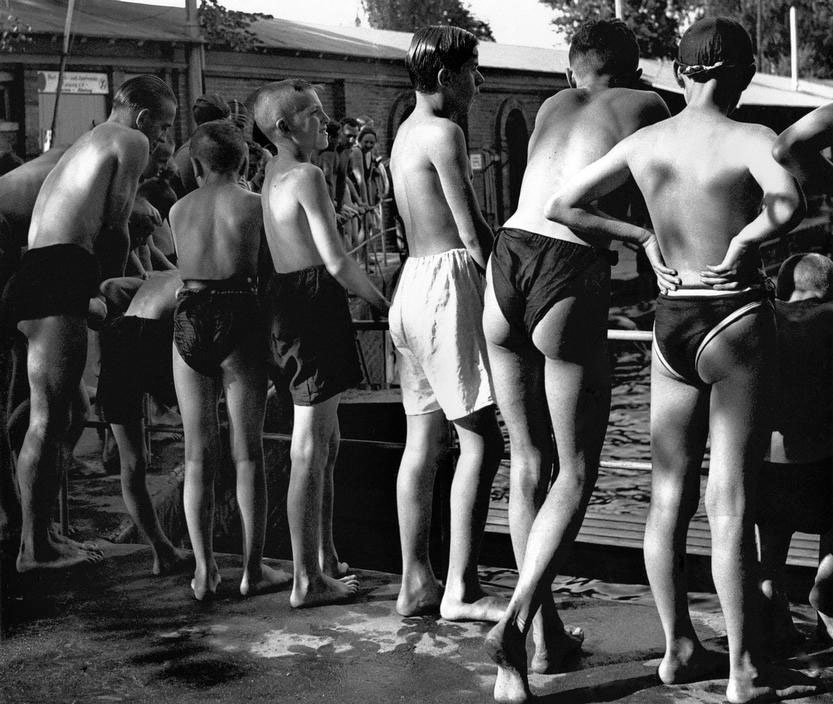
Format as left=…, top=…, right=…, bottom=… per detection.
left=653, top=286, right=772, bottom=387
left=6, top=243, right=100, bottom=323
left=264, top=265, right=361, bottom=406
left=490, top=227, right=617, bottom=339
left=0, top=214, right=20, bottom=346
left=173, top=275, right=263, bottom=378
left=98, top=315, right=176, bottom=424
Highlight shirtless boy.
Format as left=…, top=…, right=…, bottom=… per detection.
left=389, top=25, right=504, bottom=622
left=755, top=253, right=833, bottom=647
left=254, top=79, right=388, bottom=608
left=169, top=120, right=288, bottom=600
left=97, top=271, right=191, bottom=576
left=545, top=18, right=817, bottom=703
left=7, top=75, right=176, bottom=573
left=482, top=21, right=670, bottom=695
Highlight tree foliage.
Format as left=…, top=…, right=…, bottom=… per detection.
left=0, top=12, right=32, bottom=52
left=541, top=1, right=833, bottom=78
left=361, top=0, right=495, bottom=41
left=198, top=0, right=272, bottom=52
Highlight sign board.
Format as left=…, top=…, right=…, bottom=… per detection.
left=469, top=152, right=484, bottom=172
left=37, top=71, right=109, bottom=95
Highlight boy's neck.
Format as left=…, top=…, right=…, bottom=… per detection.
left=414, top=90, right=464, bottom=123
left=684, top=79, right=735, bottom=116
left=199, top=171, right=239, bottom=187
left=274, top=139, right=311, bottom=168
left=572, top=72, right=620, bottom=94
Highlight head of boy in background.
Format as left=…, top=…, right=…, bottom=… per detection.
left=406, top=25, right=482, bottom=117
left=358, top=127, right=378, bottom=156
left=776, top=252, right=833, bottom=302
left=253, top=79, right=329, bottom=157
left=193, top=93, right=230, bottom=126
left=337, top=117, right=360, bottom=152
left=189, top=119, right=247, bottom=183
left=112, top=74, right=177, bottom=154
left=674, top=17, right=755, bottom=112
left=567, top=19, right=642, bottom=88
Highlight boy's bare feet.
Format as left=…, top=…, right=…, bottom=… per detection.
left=290, top=573, right=359, bottom=608
left=657, top=638, right=726, bottom=685
left=240, top=562, right=293, bottom=597
left=152, top=547, right=193, bottom=577
left=191, top=562, right=221, bottom=601
left=530, top=625, right=584, bottom=674
left=485, top=619, right=531, bottom=704
left=48, top=525, right=103, bottom=555
left=16, top=538, right=104, bottom=572
left=440, top=587, right=506, bottom=622
left=397, top=569, right=443, bottom=616
left=726, top=663, right=823, bottom=704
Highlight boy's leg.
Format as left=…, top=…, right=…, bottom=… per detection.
left=757, top=517, right=802, bottom=649
left=288, top=394, right=358, bottom=608
left=16, top=316, right=101, bottom=571
left=222, top=344, right=290, bottom=596
left=0, top=344, right=21, bottom=547
left=645, top=357, right=718, bottom=684
left=702, top=310, right=819, bottom=702
left=173, top=348, right=221, bottom=600
left=811, top=526, right=833, bottom=639
left=111, top=419, right=190, bottom=576
left=396, top=410, right=447, bottom=616
left=484, top=277, right=579, bottom=673
left=486, top=292, right=609, bottom=702
left=319, top=421, right=348, bottom=577
left=440, top=405, right=505, bottom=622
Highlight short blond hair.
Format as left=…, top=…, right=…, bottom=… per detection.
left=253, top=79, right=314, bottom=142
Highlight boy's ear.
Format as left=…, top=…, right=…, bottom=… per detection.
left=672, top=61, right=686, bottom=89
left=565, top=68, right=576, bottom=89
left=191, top=156, right=205, bottom=181
left=276, top=118, right=290, bottom=136
left=437, top=67, right=451, bottom=88
left=135, top=108, right=151, bottom=130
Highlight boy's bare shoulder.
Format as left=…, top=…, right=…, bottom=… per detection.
left=608, top=88, right=669, bottom=122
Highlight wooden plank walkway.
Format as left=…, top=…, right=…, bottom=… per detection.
left=485, top=502, right=821, bottom=569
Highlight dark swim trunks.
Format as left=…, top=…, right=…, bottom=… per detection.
left=98, top=315, right=176, bottom=424
left=490, top=227, right=617, bottom=338
left=264, top=264, right=361, bottom=406
left=6, top=243, right=100, bottom=322
left=173, top=276, right=263, bottom=378
left=653, top=286, right=772, bottom=387
left=0, top=214, right=20, bottom=345
left=758, top=457, right=833, bottom=535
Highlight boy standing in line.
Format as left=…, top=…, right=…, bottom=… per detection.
left=170, top=120, right=289, bottom=600
left=389, top=26, right=505, bottom=621
left=254, top=80, right=389, bottom=607
left=482, top=19, right=670, bottom=689
left=543, top=18, right=818, bottom=704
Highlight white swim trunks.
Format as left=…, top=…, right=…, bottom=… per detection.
left=389, top=248, right=495, bottom=420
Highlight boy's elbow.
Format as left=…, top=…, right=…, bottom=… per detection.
left=771, top=138, right=792, bottom=167
left=544, top=196, right=568, bottom=224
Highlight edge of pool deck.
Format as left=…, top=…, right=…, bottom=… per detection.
left=2, top=543, right=832, bottom=704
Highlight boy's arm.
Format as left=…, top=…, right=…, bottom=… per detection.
left=772, top=103, right=833, bottom=196
left=97, top=134, right=149, bottom=282
left=433, top=123, right=493, bottom=270
left=702, top=128, right=806, bottom=288
left=300, top=167, right=389, bottom=313
left=545, top=140, right=680, bottom=291
left=146, top=234, right=177, bottom=271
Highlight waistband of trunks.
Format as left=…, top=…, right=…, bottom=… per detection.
left=178, top=275, right=257, bottom=295
left=496, top=227, right=619, bottom=266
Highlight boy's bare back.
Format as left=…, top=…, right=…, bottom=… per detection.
left=390, top=115, right=473, bottom=257
left=507, top=87, right=667, bottom=242
left=261, top=158, right=333, bottom=274
left=170, top=183, right=262, bottom=280
left=622, top=112, right=787, bottom=284
left=28, top=123, right=149, bottom=252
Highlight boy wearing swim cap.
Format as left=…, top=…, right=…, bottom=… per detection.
left=547, top=17, right=819, bottom=703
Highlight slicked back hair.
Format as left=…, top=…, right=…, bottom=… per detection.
left=190, top=119, right=246, bottom=174
left=253, top=79, right=315, bottom=141
left=112, top=74, right=176, bottom=116
left=406, top=25, right=478, bottom=93
left=568, top=19, right=639, bottom=79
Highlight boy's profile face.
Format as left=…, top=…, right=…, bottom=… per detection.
left=444, top=48, right=483, bottom=113
left=289, top=91, right=330, bottom=153
left=137, top=99, right=177, bottom=154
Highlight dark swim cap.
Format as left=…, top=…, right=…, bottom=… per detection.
left=677, top=17, right=754, bottom=77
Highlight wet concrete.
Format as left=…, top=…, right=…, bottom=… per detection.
left=2, top=545, right=832, bottom=703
